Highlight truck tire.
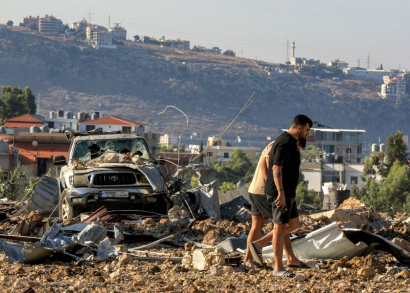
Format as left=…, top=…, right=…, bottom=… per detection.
left=59, top=191, right=74, bottom=221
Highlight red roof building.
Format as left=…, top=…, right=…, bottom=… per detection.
left=1, top=114, right=46, bottom=130
left=79, top=116, right=145, bottom=133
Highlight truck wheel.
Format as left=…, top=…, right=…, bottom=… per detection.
left=59, top=192, right=74, bottom=221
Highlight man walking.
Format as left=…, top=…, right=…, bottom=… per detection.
left=265, top=115, right=312, bottom=278
left=245, top=139, right=307, bottom=268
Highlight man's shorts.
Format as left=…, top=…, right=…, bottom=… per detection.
left=266, top=194, right=299, bottom=224
left=248, top=193, right=273, bottom=219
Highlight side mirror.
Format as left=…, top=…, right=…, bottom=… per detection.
left=53, top=155, right=67, bottom=166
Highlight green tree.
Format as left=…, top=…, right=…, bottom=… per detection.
left=223, top=50, right=236, bottom=57
left=77, top=31, right=86, bottom=40
left=360, top=177, right=380, bottom=209
left=350, top=180, right=360, bottom=198
left=211, top=148, right=253, bottom=188
left=378, top=160, right=410, bottom=212
left=0, top=165, right=26, bottom=199
left=219, top=181, right=237, bottom=193
left=363, top=131, right=407, bottom=178
left=385, top=131, right=408, bottom=169
left=296, top=181, right=321, bottom=208
left=0, top=86, right=36, bottom=123
left=6, top=20, right=13, bottom=26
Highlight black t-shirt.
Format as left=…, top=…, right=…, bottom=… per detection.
left=265, top=132, right=300, bottom=198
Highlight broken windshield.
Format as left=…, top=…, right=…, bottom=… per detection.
left=72, top=138, right=150, bottom=162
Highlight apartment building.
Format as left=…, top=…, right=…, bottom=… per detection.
left=110, top=26, right=127, bottom=41
left=306, top=124, right=366, bottom=164
left=21, top=15, right=39, bottom=30
left=380, top=73, right=407, bottom=99
left=38, top=15, right=62, bottom=34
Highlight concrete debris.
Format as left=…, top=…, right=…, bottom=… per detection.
left=168, top=205, right=189, bottom=222
left=392, top=237, right=410, bottom=253
left=202, top=230, right=221, bottom=246
left=191, top=247, right=225, bottom=270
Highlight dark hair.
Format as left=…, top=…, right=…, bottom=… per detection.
left=291, top=114, right=313, bottom=128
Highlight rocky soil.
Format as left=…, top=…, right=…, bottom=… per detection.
left=0, top=210, right=409, bottom=293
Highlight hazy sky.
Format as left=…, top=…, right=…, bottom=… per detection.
left=1, top=0, right=409, bottom=70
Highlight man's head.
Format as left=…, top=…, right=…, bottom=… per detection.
left=297, top=137, right=306, bottom=149
left=290, top=114, right=312, bottom=141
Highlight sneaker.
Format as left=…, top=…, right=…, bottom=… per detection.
left=249, top=242, right=263, bottom=266
left=273, top=268, right=305, bottom=281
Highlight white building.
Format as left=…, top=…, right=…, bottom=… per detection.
left=93, top=31, right=116, bottom=49
left=301, top=162, right=364, bottom=193
left=110, top=26, right=127, bottom=41
left=343, top=67, right=398, bottom=83
left=306, top=125, right=366, bottom=164
left=79, top=116, right=145, bottom=133
left=380, top=73, right=407, bottom=99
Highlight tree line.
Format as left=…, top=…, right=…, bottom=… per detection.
left=0, top=86, right=36, bottom=124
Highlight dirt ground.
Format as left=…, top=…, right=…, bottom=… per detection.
left=0, top=213, right=410, bottom=293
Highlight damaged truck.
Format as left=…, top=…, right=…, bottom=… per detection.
left=53, top=130, right=170, bottom=221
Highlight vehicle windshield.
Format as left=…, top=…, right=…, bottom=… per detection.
left=72, top=138, right=150, bottom=162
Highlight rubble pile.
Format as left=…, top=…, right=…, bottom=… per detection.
left=0, top=191, right=409, bottom=292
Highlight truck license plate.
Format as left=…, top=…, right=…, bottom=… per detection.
left=99, top=191, right=129, bottom=198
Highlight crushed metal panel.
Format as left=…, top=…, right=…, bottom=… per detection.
left=194, top=165, right=220, bottom=220
left=343, top=229, right=410, bottom=265
left=220, top=196, right=248, bottom=220
left=219, top=185, right=250, bottom=204
left=24, top=176, right=59, bottom=214
left=262, top=222, right=369, bottom=260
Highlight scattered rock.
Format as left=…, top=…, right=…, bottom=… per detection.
left=395, top=269, right=410, bottom=279
left=392, top=237, right=410, bottom=253
left=357, top=268, right=376, bottom=278
left=202, top=230, right=221, bottom=245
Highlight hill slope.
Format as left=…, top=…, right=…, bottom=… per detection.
left=0, top=27, right=408, bottom=148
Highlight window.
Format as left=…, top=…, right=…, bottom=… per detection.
left=323, top=145, right=335, bottom=153
left=86, top=125, right=95, bottom=131
left=207, top=152, right=213, bottom=157
left=122, top=126, right=131, bottom=134
left=357, top=146, right=362, bottom=154
left=324, top=132, right=334, bottom=141
left=224, top=152, right=229, bottom=158
left=322, top=171, right=340, bottom=183
left=350, top=176, right=358, bottom=184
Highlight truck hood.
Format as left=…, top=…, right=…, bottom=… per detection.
left=63, top=162, right=166, bottom=192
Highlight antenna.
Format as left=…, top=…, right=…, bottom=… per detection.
left=114, top=23, right=121, bottom=27
left=87, top=9, right=93, bottom=25
left=358, top=59, right=360, bottom=67
left=108, top=14, right=111, bottom=28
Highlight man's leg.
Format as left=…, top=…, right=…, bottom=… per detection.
left=283, top=217, right=302, bottom=266
left=272, top=223, right=286, bottom=271
left=244, top=215, right=265, bottom=263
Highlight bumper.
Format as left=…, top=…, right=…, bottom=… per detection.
left=63, top=187, right=167, bottom=211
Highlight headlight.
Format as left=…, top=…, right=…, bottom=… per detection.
left=73, top=175, right=89, bottom=187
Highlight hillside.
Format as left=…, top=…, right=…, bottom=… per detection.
left=0, top=27, right=409, bottom=148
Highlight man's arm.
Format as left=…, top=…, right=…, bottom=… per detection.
left=272, top=165, right=286, bottom=209
left=261, top=155, right=270, bottom=181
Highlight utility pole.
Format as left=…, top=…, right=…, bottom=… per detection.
left=358, top=59, right=360, bottom=67
left=88, top=9, right=93, bottom=25
left=108, top=14, right=111, bottom=28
